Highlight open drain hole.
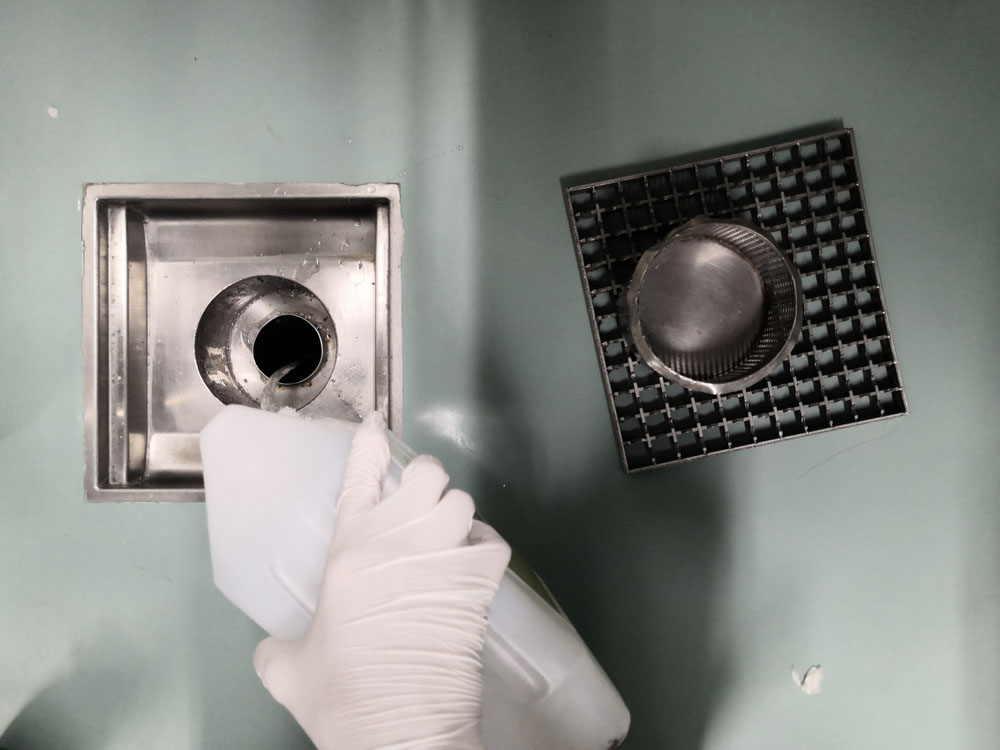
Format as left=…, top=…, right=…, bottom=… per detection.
left=253, top=315, right=324, bottom=385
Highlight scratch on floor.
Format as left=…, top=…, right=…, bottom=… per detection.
left=386, top=144, right=466, bottom=181
left=797, top=427, right=900, bottom=480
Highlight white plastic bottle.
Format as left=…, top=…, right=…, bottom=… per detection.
left=201, top=405, right=630, bottom=750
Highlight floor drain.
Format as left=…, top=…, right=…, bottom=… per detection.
left=253, top=314, right=324, bottom=385
left=194, top=276, right=337, bottom=410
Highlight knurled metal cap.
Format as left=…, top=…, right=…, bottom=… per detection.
left=626, top=217, right=803, bottom=395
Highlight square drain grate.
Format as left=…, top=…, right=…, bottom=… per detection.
left=564, top=128, right=907, bottom=472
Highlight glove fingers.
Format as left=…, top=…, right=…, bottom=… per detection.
left=343, top=527, right=511, bottom=614
left=352, top=489, right=476, bottom=561
left=368, top=455, right=451, bottom=531
left=254, top=637, right=300, bottom=708
left=468, top=519, right=506, bottom=547
left=335, top=412, right=391, bottom=532
left=259, top=432, right=507, bottom=750
left=467, top=520, right=512, bottom=582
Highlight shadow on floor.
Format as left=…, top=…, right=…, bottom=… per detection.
left=462, top=5, right=750, bottom=746
left=0, top=635, right=145, bottom=750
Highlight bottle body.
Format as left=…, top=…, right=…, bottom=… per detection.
left=201, top=405, right=629, bottom=750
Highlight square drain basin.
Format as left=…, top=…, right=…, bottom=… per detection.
left=83, top=183, right=402, bottom=502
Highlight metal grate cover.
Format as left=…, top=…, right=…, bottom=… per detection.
left=564, top=128, right=908, bottom=472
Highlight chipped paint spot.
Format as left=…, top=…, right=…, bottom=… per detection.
left=792, top=664, right=823, bottom=695
left=47, top=106, right=58, bottom=118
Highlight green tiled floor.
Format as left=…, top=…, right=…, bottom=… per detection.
left=2, top=1, right=998, bottom=748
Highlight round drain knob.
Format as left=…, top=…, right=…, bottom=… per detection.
left=626, top=218, right=803, bottom=394
left=634, top=237, right=765, bottom=379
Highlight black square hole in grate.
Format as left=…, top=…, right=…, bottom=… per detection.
left=564, top=128, right=907, bottom=472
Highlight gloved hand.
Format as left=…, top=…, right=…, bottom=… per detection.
left=253, top=413, right=511, bottom=750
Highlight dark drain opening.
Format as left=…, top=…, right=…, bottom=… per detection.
left=253, top=315, right=324, bottom=385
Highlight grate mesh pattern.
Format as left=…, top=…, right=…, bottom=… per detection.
left=564, top=128, right=908, bottom=472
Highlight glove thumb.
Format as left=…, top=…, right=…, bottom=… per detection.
left=253, top=636, right=301, bottom=708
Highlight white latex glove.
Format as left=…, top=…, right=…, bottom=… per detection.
left=253, top=413, right=511, bottom=750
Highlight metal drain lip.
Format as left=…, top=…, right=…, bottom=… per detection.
left=195, top=275, right=338, bottom=411
left=82, top=182, right=403, bottom=502
left=627, top=217, right=802, bottom=395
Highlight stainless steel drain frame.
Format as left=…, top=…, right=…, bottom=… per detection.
left=564, top=128, right=907, bottom=472
left=83, top=183, right=403, bottom=501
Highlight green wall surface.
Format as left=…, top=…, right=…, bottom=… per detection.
left=2, top=1, right=998, bottom=748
